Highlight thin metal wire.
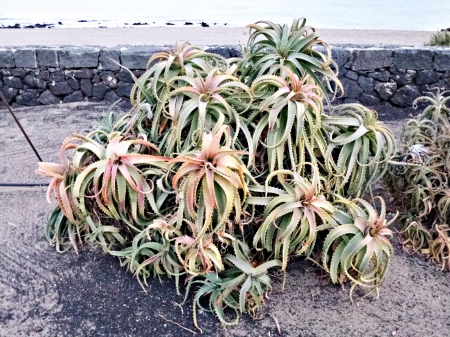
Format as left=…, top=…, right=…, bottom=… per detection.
left=0, top=183, right=49, bottom=187
left=0, top=91, right=43, bottom=161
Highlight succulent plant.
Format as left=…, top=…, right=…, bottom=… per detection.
left=39, top=18, right=397, bottom=328
left=322, top=197, right=396, bottom=297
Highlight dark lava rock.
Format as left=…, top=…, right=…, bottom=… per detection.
left=36, top=49, right=59, bottom=68
left=80, top=79, right=93, bottom=96
left=352, top=49, right=392, bottom=71
left=3, top=77, right=23, bottom=89
left=201, top=22, right=209, bottom=27
left=58, top=22, right=62, bottom=25
left=368, top=70, right=390, bottom=82
left=390, top=84, right=420, bottom=107
left=434, top=50, right=450, bottom=71
left=23, top=75, right=47, bottom=89
left=24, top=25, right=34, bottom=29
left=99, top=50, right=121, bottom=71
left=11, top=69, right=29, bottom=78
left=344, top=70, right=358, bottom=81
left=132, top=22, right=148, bottom=26
left=92, top=73, right=101, bottom=85
left=116, top=70, right=133, bottom=83
left=38, top=89, right=60, bottom=105
left=63, top=90, right=84, bottom=103
left=0, top=50, right=15, bottom=68
left=104, top=90, right=121, bottom=102
left=341, top=78, right=363, bottom=99
left=392, top=69, right=416, bottom=86
left=49, top=71, right=65, bottom=83
left=184, top=22, right=193, bottom=25
left=100, top=71, right=118, bottom=88
left=416, top=70, right=440, bottom=85
left=0, top=87, right=18, bottom=103
left=49, top=82, right=73, bottom=96
left=394, top=49, right=434, bottom=71
left=117, top=82, right=134, bottom=98
left=15, top=89, right=40, bottom=106
left=166, top=23, right=175, bottom=26
left=59, top=48, right=99, bottom=69
left=67, top=69, right=93, bottom=79
left=204, top=47, right=242, bottom=59
left=92, top=83, right=109, bottom=99
left=374, top=81, right=397, bottom=100
left=357, top=76, right=375, bottom=94
left=68, top=77, right=80, bottom=90
left=78, top=20, right=88, bottom=23
left=359, top=93, right=380, bottom=106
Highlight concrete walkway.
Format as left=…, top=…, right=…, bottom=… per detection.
left=1, top=102, right=450, bottom=336
left=0, top=27, right=435, bottom=47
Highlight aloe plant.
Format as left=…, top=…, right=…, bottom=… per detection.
left=388, top=87, right=450, bottom=270
left=39, top=18, right=398, bottom=328
left=322, top=197, right=396, bottom=297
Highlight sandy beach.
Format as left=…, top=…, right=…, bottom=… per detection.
left=0, top=27, right=435, bottom=47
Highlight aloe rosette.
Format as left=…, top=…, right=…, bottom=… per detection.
left=322, top=197, right=397, bottom=297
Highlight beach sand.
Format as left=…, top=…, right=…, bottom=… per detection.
left=0, top=27, right=435, bottom=47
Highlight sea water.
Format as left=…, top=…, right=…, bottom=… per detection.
left=0, top=0, right=448, bottom=31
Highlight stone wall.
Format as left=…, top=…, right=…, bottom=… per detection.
left=0, top=46, right=241, bottom=108
left=331, top=46, right=450, bottom=120
left=0, top=45, right=448, bottom=120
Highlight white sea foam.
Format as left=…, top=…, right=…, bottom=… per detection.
left=0, top=0, right=448, bottom=31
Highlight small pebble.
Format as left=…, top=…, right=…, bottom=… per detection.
left=392, top=331, right=396, bottom=336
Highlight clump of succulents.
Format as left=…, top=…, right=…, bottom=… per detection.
left=387, top=88, right=450, bottom=270
left=38, top=18, right=397, bottom=328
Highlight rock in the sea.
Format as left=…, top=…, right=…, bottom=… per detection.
left=184, top=22, right=193, bottom=25
left=201, top=22, right=209, bottom=27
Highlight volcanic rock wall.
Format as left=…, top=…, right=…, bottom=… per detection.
left=0, top=45, right=448, bottom=119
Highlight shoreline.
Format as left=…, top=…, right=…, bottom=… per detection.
left=0, top=27, right=436, bottom=47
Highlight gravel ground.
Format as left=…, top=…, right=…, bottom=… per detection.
left=1, top=103, right=449, bottom=337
